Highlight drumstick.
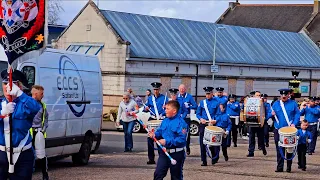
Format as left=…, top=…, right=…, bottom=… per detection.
left=132, top=113, right=177, bottom=165
left=142, top=103, right=157, bottom=116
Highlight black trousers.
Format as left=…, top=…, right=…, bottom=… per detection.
left=274, top=129, right=292, bottom=170
left=248, top=127, right=265, bottom=153
left=184, top=118, right=191, bottom=151
left=199, top=124, right=214, bottom=163
left=32, top=130, right=48, bottom=176
left=230, top=117, right=238, bottom=144
left=298, top=144, right=307, bottom=169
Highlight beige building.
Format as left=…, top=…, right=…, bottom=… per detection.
left=54, top=1, right=320, bottom=114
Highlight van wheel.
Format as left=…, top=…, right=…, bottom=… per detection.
left=72, top=135, right=93, bottom=165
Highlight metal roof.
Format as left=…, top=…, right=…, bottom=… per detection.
left=101, top=10, right=320, bottom=68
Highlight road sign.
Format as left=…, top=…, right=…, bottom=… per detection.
left=211, top=65, right=219, bottom=73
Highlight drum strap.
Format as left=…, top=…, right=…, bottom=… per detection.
left=152, top=95, right=160, bottom=121
left=203, top=100, right=212, bottom=122
left=280, top=100, right=291, bottom=126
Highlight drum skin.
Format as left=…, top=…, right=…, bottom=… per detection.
left=243, top=97, right=265, bottom=127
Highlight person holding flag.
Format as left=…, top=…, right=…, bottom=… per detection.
left=0, top=69, right=40, bottom=179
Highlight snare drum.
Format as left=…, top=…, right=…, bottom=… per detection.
left=278, top=127, right=297, bottom=148
left=243, top=97, right=265, bottom=127
left=147, top=120, right=162, bottom=132
left=203, top=126, right=224, bottom=146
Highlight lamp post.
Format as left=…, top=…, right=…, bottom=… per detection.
left=212, top=26, right=226, bottom=86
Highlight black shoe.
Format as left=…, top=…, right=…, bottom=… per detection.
left=258, top=147, right=262, bottom=150
left=147, top=160, right=156, bottom=165
left=275, top=169, right=283, bottom=172
left=124, top=149, right=129, bottom=152
left=308, top=152, right=313, bottom=155
left=286, top=167, right=291, bottom=173
left=211, top=160, right=217, bottom=165
left=234, top=144, right=237, bottom=147
left=298, top=165, right=301, bottom=169
left=302, top=168, right=306, bottom=171
left=201, top=162, right=207, bottom=166
left=43, top=173, right=49, bottom=180
left=247, top=153, right=254, bottom=157
left=266, top=143, right=269, bottom=147
left=186, top=148, right=190, bottom=155
left=224, top=156, right=229, bottom=161
left=263, top=149, right=267, bottom=156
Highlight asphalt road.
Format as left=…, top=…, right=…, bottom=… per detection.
left=32, top=131, right=320, bottom=180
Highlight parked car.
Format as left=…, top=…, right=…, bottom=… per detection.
left=116, top=107, right=150, bottom=133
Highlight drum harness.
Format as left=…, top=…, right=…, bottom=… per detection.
left=278, top=101, right=297, bottom=160
left=203, top=100, right=220, bottom=160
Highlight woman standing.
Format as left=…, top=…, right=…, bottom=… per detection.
left=116, top=92, right=139, bottom=152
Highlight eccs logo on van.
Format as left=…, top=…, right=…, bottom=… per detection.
left=57, top=55, right=86, bottom=117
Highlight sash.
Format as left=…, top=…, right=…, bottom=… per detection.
left=280, top=100, right=291, bottom=126
left=203, top=100, right=212, bottom=121
left=152, top=95, right=160, bottom=121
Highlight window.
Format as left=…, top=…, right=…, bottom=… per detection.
left=21, top=66, right=35, bottom=89
left=66, top=43, right=104, bottom=55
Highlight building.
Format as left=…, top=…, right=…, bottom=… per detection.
left=48, top=24, right=66, bottom=48
left=55, top=1, right=320, bottom=113
left=216, top=0, right=320, bottom=45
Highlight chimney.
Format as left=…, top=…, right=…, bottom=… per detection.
left=229, top=1, right=240, bottom=9
left=314, top=0, right=320, bottom=14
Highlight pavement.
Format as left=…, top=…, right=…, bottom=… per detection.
left=32, top=131, right=320, bottom=180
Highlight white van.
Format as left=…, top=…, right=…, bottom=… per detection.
left=0, top=48, right=103, bottom=165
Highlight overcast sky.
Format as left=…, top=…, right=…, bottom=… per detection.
left=58, top=0, right=315, bottom=25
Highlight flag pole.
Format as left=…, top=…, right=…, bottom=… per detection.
left=8, top=66, right=13, bottom=173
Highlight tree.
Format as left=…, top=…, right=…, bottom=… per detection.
left=48, top=0, right=64, bottom=25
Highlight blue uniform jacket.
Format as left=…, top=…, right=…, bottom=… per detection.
left=155, top=114, right=188, bottom=149
left=300, top=106, right=320, bottom=123
left=178, top=93, right=197, bottom=114
left=177, top=98, right=188, bottom=119
left=215, top=112, right=232, bottom=132
left=0, top=93, right=41, bottom=147
left=296, top=129, right=312, bottom=145
left=264, top=102, right=273, bottom=120
left=144, top=94, right=168, bottom=118
left=272, top=99, right=300, bottom=129
left=215, top=96, right=228, bottom=114
left=196, top=98, right=219, bottom=120
left=226, top=102, right=240, bottom=116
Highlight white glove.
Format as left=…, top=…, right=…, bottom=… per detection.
left=184, top=102, right=189, bottom=108
left=225, top=131, right=229, bottom=135
left=1, top=102, right=16, bottom=116
left=6, top=83, right=23, bottom=97
left=308, top=139, right=311, bottom=143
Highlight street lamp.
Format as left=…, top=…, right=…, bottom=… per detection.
left=212, top=26, right=226, bottom=85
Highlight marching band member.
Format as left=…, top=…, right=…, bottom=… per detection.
left=296, top=120, right=312, bottom=171
left=271, top=88, right=300, bottom=173
left=226, top=94, right=240, bottom=147
left=178, top=84, right=197, bottom=155
left=168, top=88, right=188, bottom=119
left=215, top=87, right=228, bottom=107
left=144, top=82, right=168, bottom=165
left=196, top=87, right=219, bottom=166
left=261, top=94, right=272, bottom=147
left=149, top=100, right=188, bottom=180
left=300, top=96, right=320, bottom=155
left=247, top=91, right=267, bottom=157
left=211, top=104, right=232, bottom=164
left=0, top=69, right=41, bottom=179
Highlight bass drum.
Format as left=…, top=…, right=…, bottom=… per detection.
left=243, top=97, right=265, bottom=127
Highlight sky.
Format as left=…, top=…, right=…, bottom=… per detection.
left=58, top=0, right=315, bottom=26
